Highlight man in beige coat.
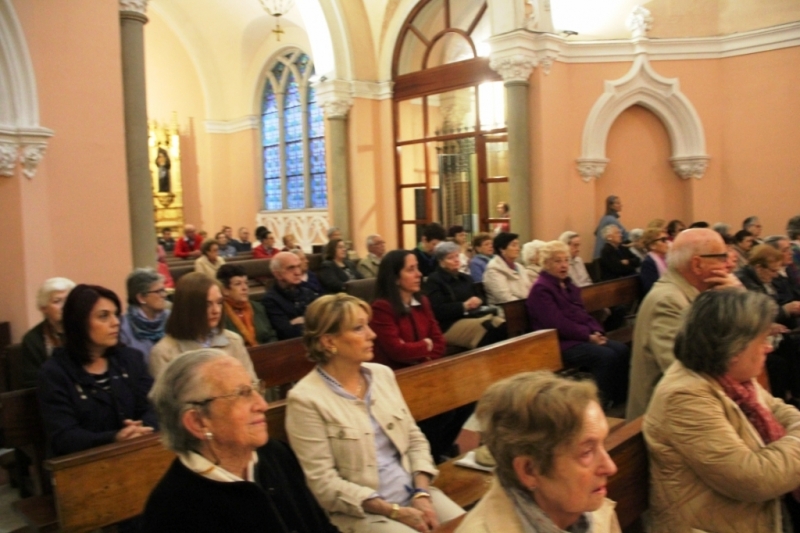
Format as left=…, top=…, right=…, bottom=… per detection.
left=626, top=229, right=740, bottom=421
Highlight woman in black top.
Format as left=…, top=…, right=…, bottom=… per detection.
left=318, top=238, right=363, bottom=294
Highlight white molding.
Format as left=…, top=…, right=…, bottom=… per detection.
left=119, top=0, right=148, bottom=15
left=351, top=80, right=393, bottom=101
left=489, top=30, right=561, bottom=81
left=204, top=116, right=259, bottom=134
left=577, top=53, right=709, bottom=181
left=544, top=21, right=800, bottom=64
left=0, top=0, right=53, bottom=179
left=314, top=78, right=353, bottom=118
left=256, top=210, right=330, bottom=251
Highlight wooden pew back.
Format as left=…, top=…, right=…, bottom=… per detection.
left=1, top=388, right=49, bottom=494
left=581, top=275, right=641, bottom=313
left=248, top=337, right=314, bottom=388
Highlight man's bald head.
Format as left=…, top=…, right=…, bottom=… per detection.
left=668, top=228, right=728, bottom=291
left=271, top=251, right=302, bottom=286
left=184, top=224, right=196, bottom=237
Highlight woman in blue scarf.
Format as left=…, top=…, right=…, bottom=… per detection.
left=120, top=268, right=170, bottom=364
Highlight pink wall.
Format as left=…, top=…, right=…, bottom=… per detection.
left=1, top=0, right=132, bottom=341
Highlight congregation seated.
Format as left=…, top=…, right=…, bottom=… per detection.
left=423, top=242, right=507, bottom=350
left=262, top=251, right=319, bottom=340
left=743, top=215, right=764, bottom=244
left=447, top=225, right=471, bottom=275
left=38, top=284, right=157, bottom=457
left=143, top=349, right=339, bottom=533
left=194, top=239, right=226, bottom=279
left=457, top=372, right=620, bottom=533
left=149, top=272, right=255, bottom=380
left=327, top=226, right=342, bottom=241
left=413, top=223, right=447, bottom=278
left=286, top=295, right=465, bottom=533
left=229, top=226, right=252, bottom=252
left=626, top=228, right=741, bottom=421
left=21, top=277, right=76, bottom=388
left=520, top=239, right=545, bottom=285
left=281, top=232, right=301, bottom=252
left=174, top=223, right=203, bottom=259
left=370, top=250, right=471, bottom=460
left=598, top=225, right=640, bottom=281
left=318, top=238, right=363, bottom=293
left=155, top=244, right=175, bottom=288
left=628, top=228, right=647, bottom=262
left=483, top=232, right=532, bottom=305
left=593, top=195, right=628, bottom=259
left=216, top=264, right=277, bottom=347
left=468, top=232, right=493, bottom=282
left=732, top=229, right=754, bottom=269
left=527, top=241, right=629, bottom=407
left=644, top=290, right=800, bottom=532
left=639, top=227, right=670, bottom=295
left=252, top=227, right=279, bottom=259
left=357, top=233, right=386, bottom=279
left=215, top=231, right=237, bottom=258
left=157, top=227, right=175, bottom=253
left=765, top=235, right=800, bottom=299
left=119, top=268, right=170, bottom=364
left=666, top=219, right=685, bottom=241
left=713, top=221, right=732, bottom=239
left=290, top=248, right=323, bottom=295
left=558, top=231, right=592, bottom=287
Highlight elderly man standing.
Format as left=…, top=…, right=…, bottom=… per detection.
left=262, top=252, right=319, bottom=340
left=356, top=234, right=386, bottom=278
left=174, top=224, right=203, bottom=259
left=626, top=228, right=741, bottom=421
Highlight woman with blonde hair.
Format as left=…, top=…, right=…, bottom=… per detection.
left=457, top=371, right=619, bottom=532
left=286, top=294, right=464, bottom=533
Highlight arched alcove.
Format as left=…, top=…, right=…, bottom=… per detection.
left=576, top=53, right=709, bottom=182
left=0, top=0, right=52, bottom=178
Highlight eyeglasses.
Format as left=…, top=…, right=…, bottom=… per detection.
left=145, top=288, right=168, bottom=296
left=188, top=380, right=268, bottom=407
left=697, top=253, right=729, bottom=260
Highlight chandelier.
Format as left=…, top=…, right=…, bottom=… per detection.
left=259, top=0, right=295, bottom=42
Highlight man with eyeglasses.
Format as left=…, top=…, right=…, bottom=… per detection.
left=627, top=228, right=742, bottom=420
left=262, top=252, right=319, bottom=340
left=357, top=234, right=387, bottom=279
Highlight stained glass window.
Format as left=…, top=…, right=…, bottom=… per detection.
left=261, top=50, right=327, bottom=211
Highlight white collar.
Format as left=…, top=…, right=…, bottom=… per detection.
left=179, top=450, right=258, bottom=482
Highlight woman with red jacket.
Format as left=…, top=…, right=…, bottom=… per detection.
left=370, top=250, right=471, bottom=461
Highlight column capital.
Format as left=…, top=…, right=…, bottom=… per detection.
left=119, top=0, right=148, bottom=15
left=670, top=156, right=709, bottom=180
left=576, top=158, right=609, bottom=182
left=489, top=30, right=561, bottom=81
left=313, top=78, right=353, bottom=119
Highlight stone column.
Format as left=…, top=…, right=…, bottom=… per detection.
left=315, top=80, right=353, bottom=239
left=119, top=0, right=155, bottom=268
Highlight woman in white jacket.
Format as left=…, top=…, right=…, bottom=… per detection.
left=483, top=232, right=533, bottom=304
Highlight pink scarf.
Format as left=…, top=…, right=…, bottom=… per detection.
left=648, top=251, right=668, bottom=277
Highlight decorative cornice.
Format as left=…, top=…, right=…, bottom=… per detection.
left=119, top=0, right=148, bottom=15
left=0, top=140, right=16, bottom=177
left=540, top=21, right=800, bottom=64
left=576, top=158, right=609, bottom=182
left=489, top=30, right=562, bottom=81
left=0, top=126, right=53, bottom=179
left=20, top=142, right=47, bottom=179
left=314, top=78, right=353, bottom=118
left=626, top=6, right=653, bottom=40
left=670, top=156, right=710, bottom=180
left=204, top=116, right=259, bottom=134
left=351, top=80, right=393, bottom=101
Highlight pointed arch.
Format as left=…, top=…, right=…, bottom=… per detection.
left=576, top=54, right=709, bottom=182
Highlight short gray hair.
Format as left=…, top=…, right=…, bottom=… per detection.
left=36, top=277, right=76, bottom=309
left=126, top=268, right=164, bottom=306
left=326, top=227, right=340, bottom=239
left=629, top=228, right=644, bottom=243
left=522, top=240, right=545, bottom=266
left=538, top=240, right=570, bottom=265
left=290, top=248, right=306, bottom=259
left=601, top=224, right=620, bottom=240
left=712, top=222, right=730, bottom=236
left=675, top=289, right=776, bottom=377
left=366, top=234, right=381, bottom=247
left=763, top=235, right=788, bottom=248
left=558, top=231, right=578, bottom=245
left=433, top=241, right=461, bottom=262
left=149, top=349, right=229, bottom=454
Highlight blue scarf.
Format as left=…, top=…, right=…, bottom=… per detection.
left=127, top=306, right=168, bottom=343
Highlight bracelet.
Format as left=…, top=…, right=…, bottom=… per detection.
left=412, top=491, right=431, bottom=500
left=389, top=503, right=400, bottom=520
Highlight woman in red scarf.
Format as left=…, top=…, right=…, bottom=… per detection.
left=644, top=289, right=800, bottom=533
left=216, top=264, right=277, bottom=347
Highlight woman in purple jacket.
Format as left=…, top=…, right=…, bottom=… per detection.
left=526, top=241, right=630, bottom=408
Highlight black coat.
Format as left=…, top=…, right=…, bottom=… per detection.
left=37, top=345, right=157, bottom=457
left=142, top=440, right=340, bottom=533
left=423, top=267, right=480, bottom=331
left=736, top=265, right=795, bottom=327
left=262, top=284, right=319, bottom=340
left=599, top=243, right=640, bottom=280
left=317, top=259, right=363, bottom=294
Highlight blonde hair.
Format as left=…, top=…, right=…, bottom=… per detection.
left=642, top=227, right=665, bottom=250
left=477, top=372, right=599, bottom=490
left=538, top=240, right=570, bottom=266
left=303, top=294, right=372, bottom=365
left=748, top=244, right=783, bottom=268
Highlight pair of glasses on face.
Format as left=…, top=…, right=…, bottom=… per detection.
left=188, top=380, right=268, bottom=407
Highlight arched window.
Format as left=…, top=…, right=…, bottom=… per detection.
left=261, top=49, right=327, bottom=211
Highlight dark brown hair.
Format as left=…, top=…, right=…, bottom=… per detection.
left=165, top=273, right=219, bottom=340
left=63, top=284, right=122, bottom=366
left=324, top=238, right=344, bottom=261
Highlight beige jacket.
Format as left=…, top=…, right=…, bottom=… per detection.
left=286, top=363, right=438, bottom=530
left=626, top=269, right=698, bottom=420
left=644, top=362, right=800, bottom=533
left=148, top=330, right=255, bottom=380
left=193, top=255, right=226, bottom=279
left=356, top=254, right=380, bottom=279
left=456, top=478, right=620, bottom=533
left=483, top=256, right=533, bottom=304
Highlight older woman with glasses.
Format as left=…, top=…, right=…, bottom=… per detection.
left=143, top=349, right=339, bottom=532
left=286, top=294, right=464, bottom=533
left=456, top=372, right=620, bottom=533
left=120, top=268, right=170, bottom=364
left=644, top=289, right=800, bottom=533
left=639, top=228, right=670, bottom=295
left=319, top=238, right=364, bottom=294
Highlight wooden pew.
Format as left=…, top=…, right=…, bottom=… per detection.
left=581, top=275, right=641, bottom=314
left=1, top=388, right=48, bottom=495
